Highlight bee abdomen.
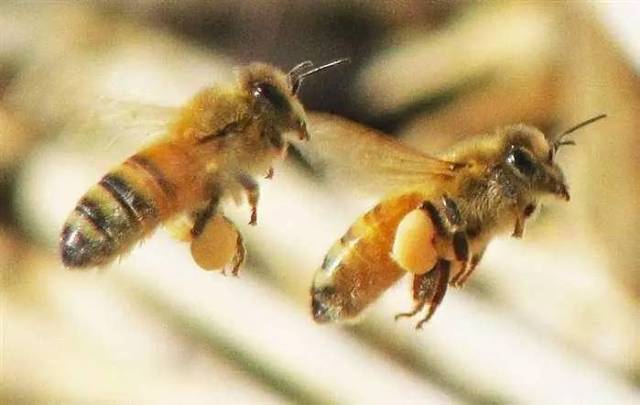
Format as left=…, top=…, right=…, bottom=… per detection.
left=320, top=214, right=369, bottom=274
left=99, top=173, right=157, bottom=223
left=60, top=170, right=160, bottom=268
left=60, top=221, right=109, bottom=268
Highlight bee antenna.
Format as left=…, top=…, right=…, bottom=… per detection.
left=560, top=114, right=607, bottom=137
left=288, top=60, right=314, bottom=78
left=553, top=113, right=607, bottom=150
left=290, top=58, right=349, bottom=95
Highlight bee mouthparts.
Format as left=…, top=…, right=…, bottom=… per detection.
left=558, top=184, right=570, bottom=201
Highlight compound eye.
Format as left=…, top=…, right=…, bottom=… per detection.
left=252, top=86, right=262, bottom=98
left=252, top=82, right=288, bottom=111
left=507, top=147, right=537, bottom=177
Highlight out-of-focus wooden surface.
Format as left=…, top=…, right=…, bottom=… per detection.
left=2, top=2, right=640, bottom=403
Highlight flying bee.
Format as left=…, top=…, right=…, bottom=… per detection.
left=302, top=113, right=606, bottom=328
left=60, top=59, right=348, bottom=272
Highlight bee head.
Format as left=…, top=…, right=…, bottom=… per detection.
left=501, top=114, right=606, bottom=201
left=237, top=59, right=348, bottom=142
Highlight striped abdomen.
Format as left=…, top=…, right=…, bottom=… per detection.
left=60, top=151, right=181, bottom=268
left=311, top=192, right=427, bottom=322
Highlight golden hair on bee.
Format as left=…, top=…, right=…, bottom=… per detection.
left=303, top=113, right=606, bottom=328
left=60, top=58, right=348, bottom=272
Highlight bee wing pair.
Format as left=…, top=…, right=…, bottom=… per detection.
left=298, top=113, right=461, bottom=196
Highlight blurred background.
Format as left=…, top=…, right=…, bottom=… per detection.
left=2, top=1, right=640, bottom=403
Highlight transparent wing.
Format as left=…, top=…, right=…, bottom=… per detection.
left=61, top=98, right=179, bottom=155
left=295, top=113, right=461, bottom=195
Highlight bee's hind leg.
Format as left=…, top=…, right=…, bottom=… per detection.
left=225, top=229, right=246, bottom=277
left=189, top=195, right=246, bottom=275
left=394, top=271, right=432, bottom=321
left=191, top=195, right=219, bottom=238
left=237, top=173, right=259, bottom=226
left=512, top=203, right=537, bottom=239
left=395, top=259, right=451, bottom=329
left=415, top=260, right=451, bottom=329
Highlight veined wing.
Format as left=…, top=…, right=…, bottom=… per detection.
left=296, top=113, right=462, bottom=195
left=62, top=98, right=179, bottom=154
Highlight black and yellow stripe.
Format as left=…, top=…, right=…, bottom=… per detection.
left=99, top=173, right=157, bottom=224
left=125, top=154, right=176, bottom=200
left=312, top=193, right=429, bottom=322
left=60, top=155, right=171, bottom=268
left=320, top=204, right=377, bottom=274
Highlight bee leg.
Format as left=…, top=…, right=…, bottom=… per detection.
left=452, top=249, right=485, bottom=288
left=439, top=195, right=471, bottom=288
left=449, top=230, right=469, bottom=287
left=224, top=228, right=246, bottom=277
left=237, top=173, right=259, bottom=226
left=265, top=167, right=274, bottom=179
left=512, top=203, right=536, bottom=238
left=394, top=260, right=451, bottom=327
left=191, top=196, right=219, bottom=238
left=449, top=263, right=465, bottom=287
left=415, top=260, right=451, bottom=329
left=442, top=194, right=463, bottom=228
left=512, top=216, right=525, bottom=238
left=190, top=211, right=245, bottom=273
left=448, top=261, right=465, bottom=287
left=452, top=230, right=469, bottom=262
left=394, top=267, right=438, bottom=321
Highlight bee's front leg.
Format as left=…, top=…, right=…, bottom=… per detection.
left=415, top=260, right=450, bottom=329
left=512, top=202, right=537, bottom=238
left=395, top=260, right=451, bottom=329
left=237, top=173, right=260, bottom=226
left=512, top=216, right=525, bottom=238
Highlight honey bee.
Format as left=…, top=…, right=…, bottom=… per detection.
left=303, top=113, right=606, bottom=328
left=60, top=59, right=348, bottom=272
